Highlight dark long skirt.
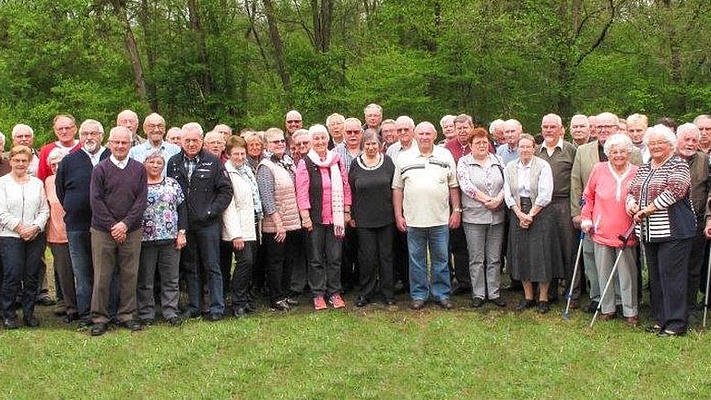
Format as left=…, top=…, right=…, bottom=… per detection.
left=507, top=198, right=565, bottom=283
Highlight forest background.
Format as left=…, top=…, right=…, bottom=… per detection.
left=1, top=0, right=710, bottom=145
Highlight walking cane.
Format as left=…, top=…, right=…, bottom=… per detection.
left=563, top=230, right=584, bottom=321
left=704, top=243, right=711, bottom=328
left=590, top=223, right=636, bottom=328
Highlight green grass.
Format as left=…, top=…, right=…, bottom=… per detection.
left=1, top=294, right=710, bottom=399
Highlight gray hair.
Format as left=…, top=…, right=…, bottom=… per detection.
left=643, top=124, right=677, bottom=148
left=11, top=124, right=34, bottom=138
left=344, top=117, right=363, bottom=129
left=676, top=123, right=700, bottom=140
left=326, top=113, right=344, bottom=126
left=79, top=119, right=104, bottom=135
left=182, top=122, right=204, bottom=138
left=364, top=103, right=382, bottom=115
left=291, top=128, right=310, bottom=142
left=541, top=113, right=563, bottom=127
left=363, top=129, right=380, bottom=144
left=439, top=115, right=455, bottom=129
left=693, top=114, right=711, bottom=125
left=308, top=124, right=330, bottom=141
left=395, top=116, right=415, bottom=128
left=603, top=133, right=634, bottom=157
left=47, top=147, right=69, bottom=166
left=489, top=119, right=505, bottom=134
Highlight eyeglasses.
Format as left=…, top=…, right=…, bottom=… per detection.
left=270, top=139, right=286, bottom=144
left=345, top=130, right=361, bottom=135
left=286, top=120, right=301, bottom=124
left=145, top=123, right=165, bottom=129
left=295, top=141, right=310, bottom=146
left=598, top=124, right=617, bottom=129
left=81, top=131, right=102, bottom=137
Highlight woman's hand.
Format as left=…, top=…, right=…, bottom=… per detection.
left=302, top=217, right=313, bottom=232
left=275, top=227, right=287, bottom=243
left=232, top=237, right=245, bottom=251
left=175, top=231, right=187, bottom=250
left=626, top=201, right=639, bottom=217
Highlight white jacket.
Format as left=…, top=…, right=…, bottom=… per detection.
left=221, top=162, right=257, bottom=242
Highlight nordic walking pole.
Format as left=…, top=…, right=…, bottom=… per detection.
left=563, top=230, right=584, bottom=320
left=590, top=223, right=636, bottom=328
left=704, top=242, right=711, bottom=328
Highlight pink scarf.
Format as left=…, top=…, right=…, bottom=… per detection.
left=307, top=149, right=345, bottom=238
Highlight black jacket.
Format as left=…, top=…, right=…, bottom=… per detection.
left=167, top=149, right=233, bottom=228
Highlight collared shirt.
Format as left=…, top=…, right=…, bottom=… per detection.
left=393, top=145, right=458, bottom=227
left=536, top=138, right=576, bottom=198
left=496, top=144, right=519, bottom=166
left=541, top=137, right=564, bottom=157
left=83, top=147, right=106, bottom=167
left=184, top=154, right=199, bottom=181
left=110, top=154, right=128, bottom=169
left=333, top=143, right=362, bottom=173
left=129, top=140, right=181, bottom=176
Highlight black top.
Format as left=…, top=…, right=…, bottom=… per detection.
left=348, top=154, right=395, bottom=228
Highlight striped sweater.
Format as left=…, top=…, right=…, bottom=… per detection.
left=627, top=155, right=696, bottom=242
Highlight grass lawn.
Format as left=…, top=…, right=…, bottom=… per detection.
left=1, top=289, right=710, bottom=399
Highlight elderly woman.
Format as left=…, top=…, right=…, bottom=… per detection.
left=137, top=151, right=187, bottom=326
left=0, top=146, right=49, bottom=328
left=627, top=125, right=695, bottom=336
left=243, top=131, right=265, bottom=174
left=581, top=134, right=639, bottom=326
left=257, top=127, right=301, bottom=311
left=296, top=124, right=352, bottom=310
left=290, top=129, right=311, bottom=164
left=348, top=130, right=396, bottom=306
left=504, top=134, right=563, bottom=314
left=44, top=148, right=78, bottom=322
left=457, top=127, right=506, bottom=308
left=223, top=136, right=262, bottom=317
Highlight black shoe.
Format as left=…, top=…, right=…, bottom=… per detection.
left=205, top=312, right=224, bottom=322
left=285, top=293, right=300, bottom=306
left=233, top=307, right=248, bottom=317
left=516, top=299, right=537, bottom=311
left=139, top=318, right=154, bottom=327
left=657, top=329, right=685, bottom=337
left=166, top=316, right=183, bottom=326
left=438, top=299, right=453, bottom=310
left=23, top=315, right=39, bottom=328
left=471, top=297, right=485, bottom=308
left=37, top=296, right=56, bottom=306
left=271, top=299, right=290, bottom=311
left=645, top=324, right=662, bottom=333
left=77, top=319, right=93, bottom=329
left=537, top=301, right=550, bottom=314
left=3, top=318, right=18, bottom=329
left=64, top=312, right=80, bottom=324
left=410, top=299, right=425, bottom=310
left=90, top=323, right=108, bottom=336
left=355, top=296, right=370, bottom=307
left=491, top=297, right=507, bottom=307
left=586, top=301, right=599, bottom=313
left=181, top=310, right=202, bottom=319
left=119, top=320, right=143, bottom=332
left=244, top=303, right=257, bottom=313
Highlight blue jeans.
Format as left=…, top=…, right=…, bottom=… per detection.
left=67, top=230, right=119, bottom=320
left=184, top=223, right=224, bottom=315
left=407, top=225, right=451, bottom=301
left=0, top=235, right=45, bottom=319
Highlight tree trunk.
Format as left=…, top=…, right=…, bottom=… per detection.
left=262, top=0, right=292, bottom=96
left=188, top=0, right=212, bottom=100
left=111, top=0, right=147, bottom=101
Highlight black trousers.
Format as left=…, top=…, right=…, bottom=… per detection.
left=357, top=224, right=395, bottom=300
left=646, top=238, right=692, bottom=333
left=449, top=225, right=469, bottom=287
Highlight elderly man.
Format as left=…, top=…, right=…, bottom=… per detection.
left=489, top=119, right=506, bottom=149
left=386, top=116, right=416, bottom=163
left=326, top=113, right=346, bottom=149
left=676, top=123, right=710, bottom=320
left=444, top=114, right=474, bottom=294
left=128, top=113, right=181, bottom=175
left=37, top=115, right=81, bottom=181
left=213, top=124, right=232, bottom=140
left=56, top=119, right=111, bottom=325
left=363, top=103, right=383, bottom=133
left=694, top=115, right=711, bottom=155
left=588, top=115, right=598, bottom=141
left=380, top=119, right=398, bottom=153
left=569, top=115, right=591, bottom=147
left=167, top=122, right=233, bottom=321
left=88, top=126, right=147, bottom=336
left=204, top=130, right=228, bottom=162
left=166, top=127, right=183, bottom=146
left=116, top=109, right=144, bottom=147
left=627, top=114, right=649, bottom=162
left=570, top=112, right=641, bottom=311
left=285, top=110, right=303, bottom=137
left=496, top=119, right=522, bottom=165
left=393, top=121, right=461, bottom=310
left=537, top=113, right=577, bottom=303
left=10, top=124, right=39, bottom=176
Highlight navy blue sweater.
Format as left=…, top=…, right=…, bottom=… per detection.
left=55, top=148, right=110, bottom=231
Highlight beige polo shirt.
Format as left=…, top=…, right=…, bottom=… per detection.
left=393, top=146, right=458, bottom=228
